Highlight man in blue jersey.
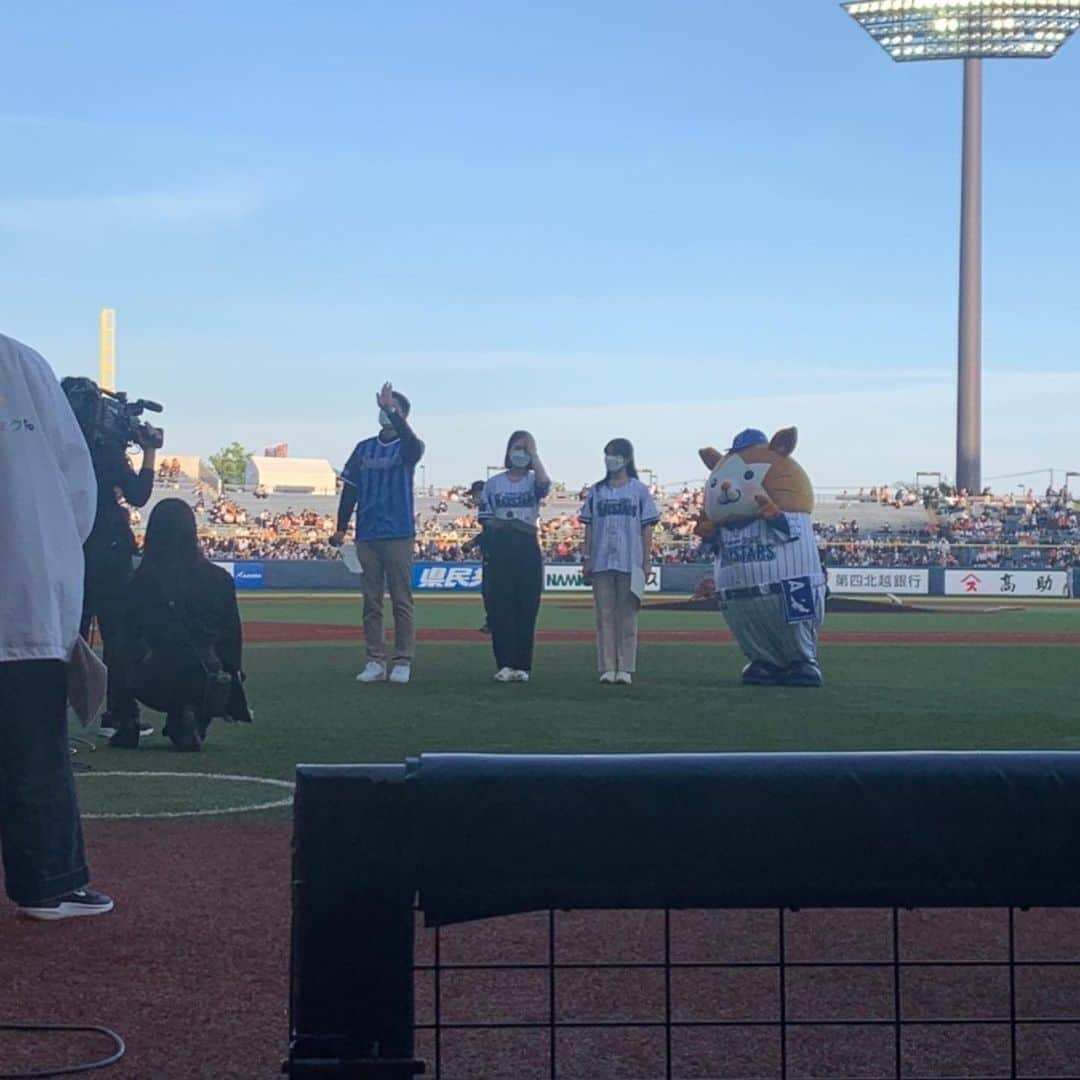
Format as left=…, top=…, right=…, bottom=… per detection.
left=331, top=383, right=424, bottom=684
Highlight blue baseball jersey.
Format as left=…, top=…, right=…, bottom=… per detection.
left=341, top=435, right=423, bottom=542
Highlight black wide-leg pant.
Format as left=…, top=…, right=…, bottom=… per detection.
left=0, top=661, right=89, bottom=905
left=484, top=530, right=543, bottom=673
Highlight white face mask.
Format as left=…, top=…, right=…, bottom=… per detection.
left=508, top=449, right=531, bottom=470
left=379, top=409, right=393, bottom=430
left=605, top=454, right=627, bottom=475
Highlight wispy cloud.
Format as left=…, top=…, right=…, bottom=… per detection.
left=0, top=176, right=266, bottom=230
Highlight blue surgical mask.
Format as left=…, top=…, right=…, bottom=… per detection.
left=509, top=449, right=532, bottom=470
left=605, top=454, right=627, bottom=474
left=379, top=409, right=393, bottom=429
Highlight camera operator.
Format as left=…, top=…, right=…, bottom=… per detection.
left=61, top=377, right=163, bottom=749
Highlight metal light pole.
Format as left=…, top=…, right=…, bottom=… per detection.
left=957, top=58, right=982, bottom=494
left=843, top=1, right=1080, bottom=495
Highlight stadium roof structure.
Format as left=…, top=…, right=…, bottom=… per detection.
left=842, top=0, right=1080, bottom=62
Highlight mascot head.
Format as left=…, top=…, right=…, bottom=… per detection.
left=699, top=427, right=814, bottom=527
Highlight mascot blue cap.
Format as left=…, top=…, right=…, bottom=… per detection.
left=727, top=429, right=769, bottom=453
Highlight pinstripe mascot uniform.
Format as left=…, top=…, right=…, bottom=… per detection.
left=695, top=427, right=825, bottom=687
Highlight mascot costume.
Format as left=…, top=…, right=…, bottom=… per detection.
left=696, top=427, right=825, bottom=687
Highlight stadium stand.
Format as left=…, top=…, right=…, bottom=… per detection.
left=119, top=463, right=1080, bottom=570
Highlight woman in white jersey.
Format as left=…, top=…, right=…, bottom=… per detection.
left=580, top=439, right=659, bottom=685
left=478, top=432, right=551, bottom=682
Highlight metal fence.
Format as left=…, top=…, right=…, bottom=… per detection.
left=287, top=754, right=1080, bottom=1080
left=414, top=905, right=1080, bottom=1079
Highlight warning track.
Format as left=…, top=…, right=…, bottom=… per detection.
left=245, top=621, right=1080, bottom=646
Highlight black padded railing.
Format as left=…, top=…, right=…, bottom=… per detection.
left=286, top=753, right=1080, bottom=1079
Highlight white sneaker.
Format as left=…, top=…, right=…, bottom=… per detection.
left=511, top=670, right=530, bottom=683
left=17, top=888, right=114, bottom=921
left=599, top=671, right=617, bottom=684
left=388, top=665, right=411, bottom=685
left=615, top=672, right=633, bottom=686
left=494, top=667, right=515, bottom=682
left=356, top=662, right=387, bottom=683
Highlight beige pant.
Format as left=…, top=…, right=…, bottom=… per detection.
left=593, top=570, right=640, bottom=673
left=356, top=539, right=415, bottom=665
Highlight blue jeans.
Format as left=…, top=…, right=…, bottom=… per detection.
left=0, top=660, right=89, bottom=904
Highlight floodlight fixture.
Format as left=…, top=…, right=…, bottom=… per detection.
left=843, top=1, right=1080, bottom=62
left=842, top=1, right=1077, bottom=494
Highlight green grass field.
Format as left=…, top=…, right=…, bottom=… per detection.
left=73, top=594, right=1080, bottom=817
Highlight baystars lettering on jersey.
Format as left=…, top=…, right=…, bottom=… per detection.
left=479, top=472, right=550, bottom=528
left=713, top=513, right=823, bottom=592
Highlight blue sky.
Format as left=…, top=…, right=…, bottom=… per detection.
left=2, top=0, right=1078, bottom=491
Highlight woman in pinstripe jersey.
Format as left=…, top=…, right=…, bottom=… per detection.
left=580, top=439, right=659, bottom=686
left=477, top=432, right=551, bottom=682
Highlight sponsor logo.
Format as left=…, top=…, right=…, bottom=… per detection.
left=945, top=570, right=1068, bottom=598
left=545, top=567, right=589, bottom=590
left=544, top=566, right=661, bottom=592
left=828, top=570, right=928, bottom=595
left=414, top=564, right=484, bottom=591
left=234, top=562, right=265, bottom=589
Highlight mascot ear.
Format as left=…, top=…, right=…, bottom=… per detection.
left=699, top=447, right=722, bottom=470
left=769, top=427, right=798, bottom=457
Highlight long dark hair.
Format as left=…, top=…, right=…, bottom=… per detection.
left=597, top=437, right=638, bottom=487
left=503, top=430, right=533, bottom=470
left=135, top=498, right=205, bottom=591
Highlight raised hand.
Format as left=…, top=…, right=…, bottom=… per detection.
left=377, top=383, right=396, bottom=412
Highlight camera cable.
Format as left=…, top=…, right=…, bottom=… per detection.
left=0, top=1023, right=124, bottom=1078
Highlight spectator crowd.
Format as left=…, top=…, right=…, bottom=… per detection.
left=126, top=476, right=1080, bottom=571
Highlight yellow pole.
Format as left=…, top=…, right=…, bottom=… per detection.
left=99, top=308, right=116, bottom=390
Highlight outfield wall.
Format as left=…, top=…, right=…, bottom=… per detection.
left=217, top=560, right=1076, bottom=597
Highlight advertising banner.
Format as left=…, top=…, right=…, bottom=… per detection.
left=827, top=569, right=930, bottom=595
left=411, top=562, right=663, bottom=593
left=211, top=562, right=264, bottom=588
left=234, top=562, right=266, bottom=590
left=945, top=569, right=1069, bottom=598
left=544, top=564, right=661, bottom=593
left=413, top=563, right=484, bottom=591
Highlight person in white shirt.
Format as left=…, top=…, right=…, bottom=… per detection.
left=580, top=439, right=659, bottom=685
left=478, top=432, right=551, bottom=682
left=0, top=333, right=113, bottom=920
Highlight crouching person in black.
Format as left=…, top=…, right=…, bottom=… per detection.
left=126, top=499, right=251, bottom=751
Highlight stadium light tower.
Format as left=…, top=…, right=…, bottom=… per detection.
left=98, top=307, right=116, bottom=391
left=842, top=0, right=1080, bottom=494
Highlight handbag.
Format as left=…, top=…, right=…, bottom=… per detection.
left=67, top=636, right=107, bottom=727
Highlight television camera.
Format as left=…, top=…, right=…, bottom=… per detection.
left=61, top=377, right=164, bottom=451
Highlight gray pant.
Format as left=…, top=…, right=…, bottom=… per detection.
left=593, top=571, right=641, bottom=673
left=721, top=585, right=825, bottom=670
left=357, top=539, right=416, bottom=665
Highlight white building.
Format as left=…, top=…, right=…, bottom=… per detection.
left=244, top=456, right=337, bottom=496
